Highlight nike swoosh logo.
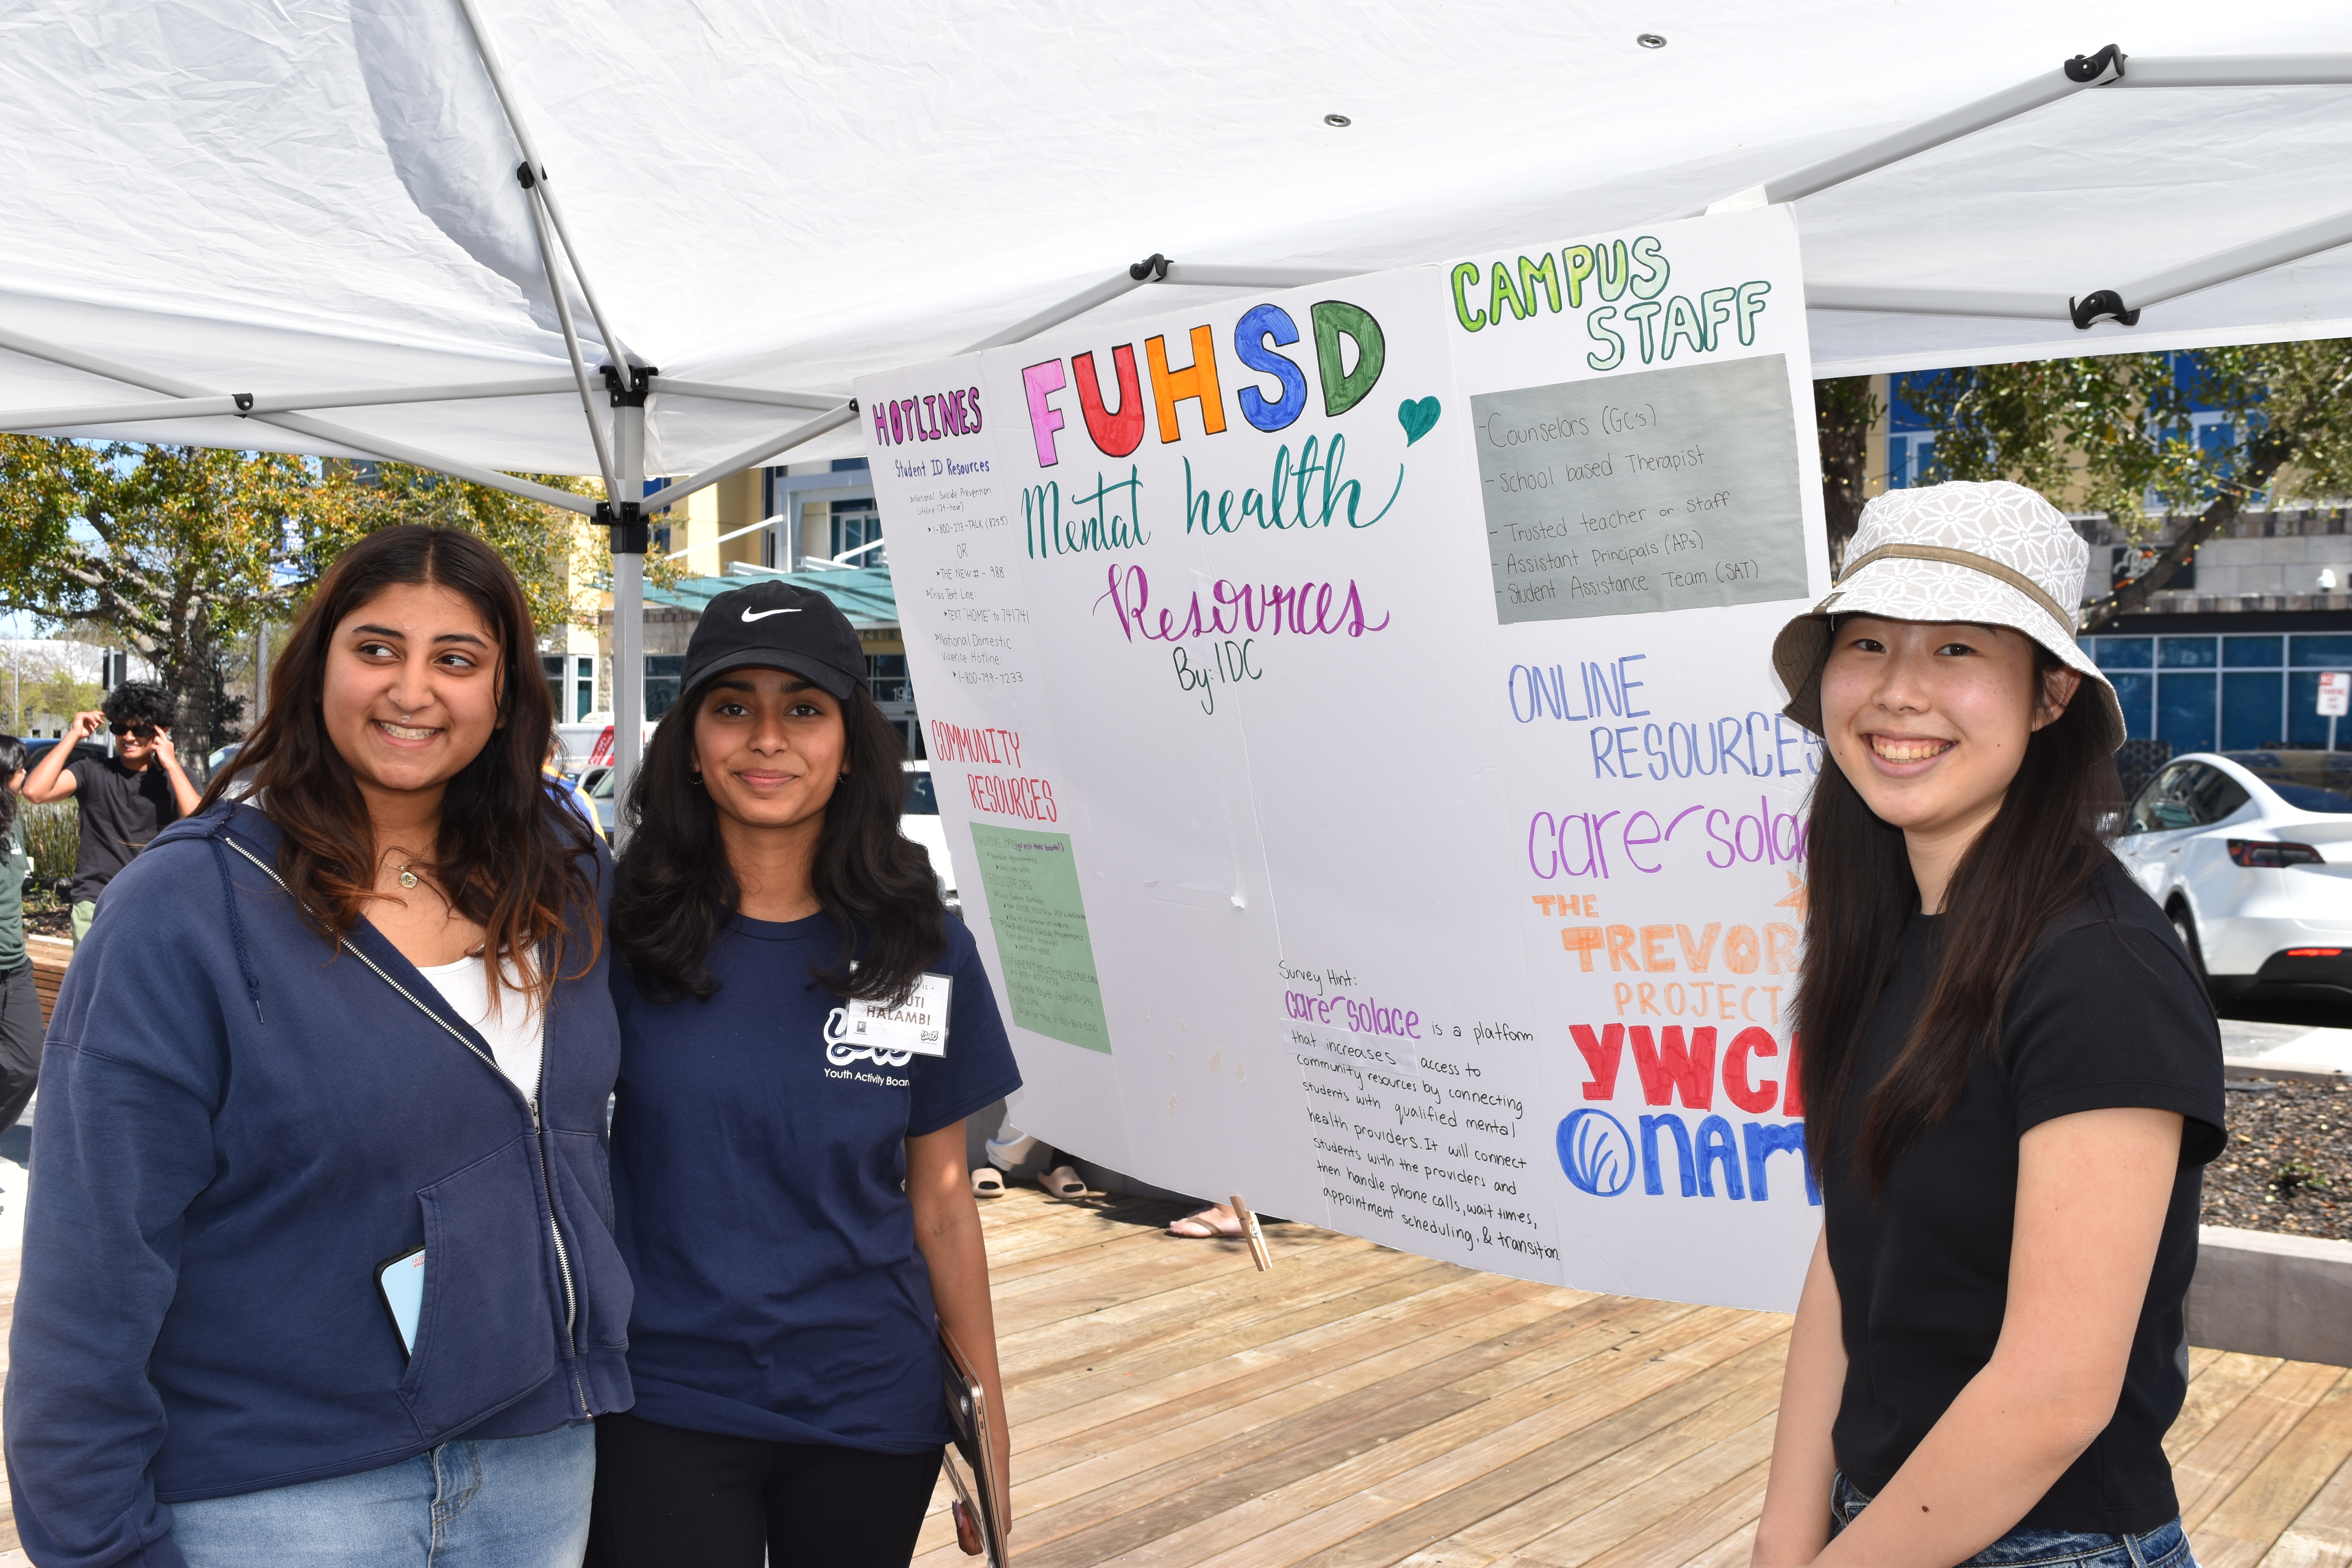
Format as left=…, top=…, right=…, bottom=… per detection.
left=742, top=607, right=803, bottom=622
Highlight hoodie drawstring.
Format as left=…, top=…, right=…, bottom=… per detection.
left=205, top=831, right=266, bottom=1024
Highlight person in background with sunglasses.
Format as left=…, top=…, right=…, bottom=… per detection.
left=21, top=682, right=201, bottom=944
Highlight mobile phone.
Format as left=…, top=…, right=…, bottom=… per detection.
left=376, top=1245, right=426, bottom=1359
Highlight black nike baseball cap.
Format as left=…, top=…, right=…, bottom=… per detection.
left=678, top=580, right=866, bottom=703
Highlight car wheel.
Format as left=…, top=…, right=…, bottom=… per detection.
left=2168, top=902, right=2210, bottom=991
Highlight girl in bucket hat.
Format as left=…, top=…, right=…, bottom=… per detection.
left=1751, top=481, right=2223, bottom=1568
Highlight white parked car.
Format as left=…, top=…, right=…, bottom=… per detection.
left=2114, top=751, right=2352, bottom=1003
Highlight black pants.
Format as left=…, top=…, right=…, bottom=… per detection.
left=0, top=962, right=39, bottom=1135
left=587, top=1412, right=943, bottom=1568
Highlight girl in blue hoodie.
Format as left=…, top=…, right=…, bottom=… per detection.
left=5, top=526, right=633, bottom=1568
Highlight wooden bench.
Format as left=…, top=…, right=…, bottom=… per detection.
left=27, top=936, right=69, bottom=1026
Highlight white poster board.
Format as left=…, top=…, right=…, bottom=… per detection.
left=859, top=208, right=1831, bottom=1310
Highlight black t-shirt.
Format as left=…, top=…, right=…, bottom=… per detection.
left=66, top=755, right=182, bottom=904
left=1824, top=857, right=2225, bottom=1533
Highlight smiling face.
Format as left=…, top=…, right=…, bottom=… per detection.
left=112, top=724, right=162, bottom=767
left=319, top=581, right=505, bottom=805
left=691, top=666, right=847, bottom=837
left=1820, top=616, right=2079, bottom=851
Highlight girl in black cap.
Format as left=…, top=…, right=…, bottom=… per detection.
left=591, top=581, right=1020, bottom=1567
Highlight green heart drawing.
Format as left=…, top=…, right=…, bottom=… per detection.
left=1398, top=396, right=1441, bottom=446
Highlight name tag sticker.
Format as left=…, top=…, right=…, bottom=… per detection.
left=828, top=973, right=952, bottom=1058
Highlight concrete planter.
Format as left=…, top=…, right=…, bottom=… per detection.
left=2187, top=1224, right=2352, bottom=1368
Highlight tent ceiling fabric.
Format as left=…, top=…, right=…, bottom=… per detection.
left=4, top=1, right=2352, bottom=478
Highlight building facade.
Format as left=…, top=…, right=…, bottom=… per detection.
left=1864, top=370, right=2352, bottom=758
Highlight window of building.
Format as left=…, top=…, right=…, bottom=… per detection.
left=2087, top=633, right=2352, bottom=752
left=1884, top=373, right=1940, bottom=489
left=831, top=500, right=882, bottom=565
left=645, top=654, right=684, bottom=721
left=867, top=652, right=909, bottom=704
left=544, top=653, right=595, bottom=724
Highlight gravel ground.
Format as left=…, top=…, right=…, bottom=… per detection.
left=2204, top=1078, right=2352, bottom=1240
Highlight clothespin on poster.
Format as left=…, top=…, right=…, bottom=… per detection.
left=1229, top=1194, right=1273, bottom=1272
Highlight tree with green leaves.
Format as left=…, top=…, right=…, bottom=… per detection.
left=0, top=442, right=303, bottom=755
left=0, top=438, right=603, bottom=754
left=1886, top=341, right=2352, bottom=630
left=9, top=659, right=101, bottom=734
left=1813, top=376, right=1882, bottom=571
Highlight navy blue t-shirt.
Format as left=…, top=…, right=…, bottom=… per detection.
left=609, top=911, right=1022, bottom=1452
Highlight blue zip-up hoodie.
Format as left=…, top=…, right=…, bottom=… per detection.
left=4, top=804, right=633, bottom=1568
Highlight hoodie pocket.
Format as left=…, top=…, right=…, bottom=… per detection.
left=546, top=1129, right=633, bottom=1354
left=400, top=1137, right=561, bottom=1443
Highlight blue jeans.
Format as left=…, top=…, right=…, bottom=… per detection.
left=171, top=1421, right=593, bottom=1568
left=1833, top=1473, right=2197, bottom=1566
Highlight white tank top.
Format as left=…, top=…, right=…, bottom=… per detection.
left=413, top=953, right=544, bottom=1102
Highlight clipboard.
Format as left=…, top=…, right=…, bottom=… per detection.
left=939, top=1322, right=1011, bottom=1564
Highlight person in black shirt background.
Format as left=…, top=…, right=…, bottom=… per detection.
left=21, top=681, right=201, bottom=943
left=1752, top=481, right=2222, bottom=1568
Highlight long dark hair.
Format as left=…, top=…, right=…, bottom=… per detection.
left=1798, top=641, right=2123, bottom=1190
left=203, top=526, right=600, bottom=1007
left=612, top=675, right=944, bottom=1006
left=0, top=735, right=26, bottom=840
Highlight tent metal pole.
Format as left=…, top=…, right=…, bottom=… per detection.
left=0, top=376, right=583, bottom=430
left=648, top=379, right=845, bottom=411
left=610, top=400, right=647, bottom=844
left=451, top=0, right=635, bottom=370
left=639, top=404, right=857, bottom=514
left=255, top=412, right=600, bottom=513
left=2112, top=55, right=2352, bottom=88
left=1809, top=201, right=2352, bottom=323
left=532, top=181, right=635, bottom=372
left=0, top=320, right=596, bottom=513
left=960, top=272, right=1147, bottom=353
left=522, top=174, right=622, bottom=500
left=3, top=393, right=244, bottom=428
left=1716, top=53, right=2352, bottom=220
left=1761, top=63, right=2102, bottom=207
left=0, top=322, right=249, bottom=405
left=2117, top=204, right=2352, bottom=312
left=1157, top=263, right=1363, bottom=288
left=1805, top=284, right=2069, bottom=319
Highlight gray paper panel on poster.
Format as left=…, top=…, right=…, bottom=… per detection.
left=1472, top=354, right=1808, bottom=625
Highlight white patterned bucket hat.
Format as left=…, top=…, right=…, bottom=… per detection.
left=1772, top=479, right=2125, bottom=753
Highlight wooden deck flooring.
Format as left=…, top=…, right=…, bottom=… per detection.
left=0, top=1189, right=2345, bottom=1563
left=913, top=1187, right=2352, bottom=1568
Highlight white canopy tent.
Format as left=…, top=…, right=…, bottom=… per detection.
left=7, top=0, right=2352, bottom=799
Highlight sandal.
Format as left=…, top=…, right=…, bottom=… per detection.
left=1167, top=1206, right=1244, bottom=1239
left=1041, top=1163, right=1088, bottom=1198
left=970, top=1167, right=1006, bottom=1198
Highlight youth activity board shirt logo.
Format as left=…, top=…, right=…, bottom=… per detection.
left=823, top=1008, right=914, bottom=1078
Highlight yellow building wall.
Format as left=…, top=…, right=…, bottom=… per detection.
left=668, top=469, right=765, bottom=574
